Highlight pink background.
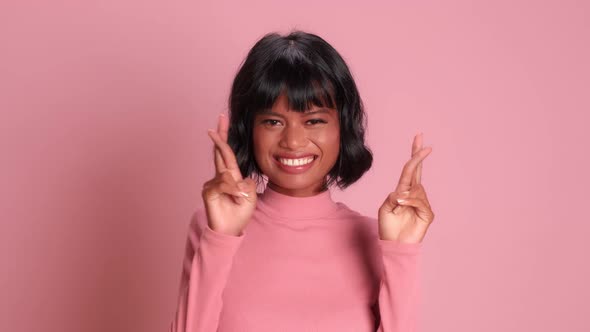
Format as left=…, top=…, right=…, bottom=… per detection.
left=1, top=1, right=588, bottom=331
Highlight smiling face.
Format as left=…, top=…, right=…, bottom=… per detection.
left=252, top=92, right=340, bottom=197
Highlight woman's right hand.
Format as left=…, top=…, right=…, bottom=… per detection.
left=202, top=113, right=257, bottom=236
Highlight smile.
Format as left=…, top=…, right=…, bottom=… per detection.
left=273, top=155, right=318, bottom=174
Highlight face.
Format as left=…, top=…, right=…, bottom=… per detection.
left=252, top=92, right=340, bottom=197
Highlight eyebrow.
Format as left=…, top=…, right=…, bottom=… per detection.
left=257, top=109, right=332, bottom=118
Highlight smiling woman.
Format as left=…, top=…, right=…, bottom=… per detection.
left=170, top=30, right=435, bottom=332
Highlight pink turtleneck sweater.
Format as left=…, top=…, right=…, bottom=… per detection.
left=170, top=186, right=422, bottom=332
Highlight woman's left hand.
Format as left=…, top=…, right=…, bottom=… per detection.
left=378, top=133, right=435, bottom=244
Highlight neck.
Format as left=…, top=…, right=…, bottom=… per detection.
left=257, top=184, right=340, bottom=220
left=267, top=181, right=328, bottom=197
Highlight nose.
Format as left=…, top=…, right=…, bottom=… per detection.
left=279, top=123, right=308, bottom=150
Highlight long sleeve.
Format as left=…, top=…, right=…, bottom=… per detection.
left=170, top=208, right=245, bottom=332
left=374, top=239, right=422, bottom=332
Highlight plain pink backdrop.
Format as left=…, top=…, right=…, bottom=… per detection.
left=1, top=1, right=588, bottom=331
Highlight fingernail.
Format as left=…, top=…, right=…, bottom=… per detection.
left=401, top=191, right=410, bottom=195
left=396, top=198, right=406, bottom=204
left=240, top=192, right=249, bottom=197
left=219, top=113, right=226, bottom=118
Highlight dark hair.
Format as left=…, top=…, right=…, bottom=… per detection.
left=227, top=30, right=373, bottom=190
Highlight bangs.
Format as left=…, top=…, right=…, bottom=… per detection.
left=250, top=55, right=337, bottom=114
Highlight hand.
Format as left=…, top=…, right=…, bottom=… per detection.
left=378, top=132, right=435, bottom=243
left=202, top=113, right=257, bottom=236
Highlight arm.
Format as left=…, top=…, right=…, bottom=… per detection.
left=170, top=208, right=245, bottom=332
left=374, top=239, right=422, bottom=332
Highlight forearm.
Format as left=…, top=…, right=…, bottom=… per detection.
left=375, top=239, right=422, bottom=332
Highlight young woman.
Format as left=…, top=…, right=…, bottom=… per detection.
left=171, top=30, right=435, bottom=332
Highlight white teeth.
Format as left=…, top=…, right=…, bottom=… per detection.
left=278, top=156, right=314, bottom=166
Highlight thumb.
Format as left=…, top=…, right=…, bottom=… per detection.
left=380, top=191, right=401, bottom=213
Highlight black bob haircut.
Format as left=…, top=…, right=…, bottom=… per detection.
left=227, top=30, right=373, bottom=191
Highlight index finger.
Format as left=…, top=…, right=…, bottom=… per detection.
left=396, top=146, right=432, bottom=193
left=212, top=113, right=229, bottom=172
left=218, top=113, right=229, bottom=142
left=411, top=132, right=424, bottom=186
left=213, top=146, right=226, bottom=173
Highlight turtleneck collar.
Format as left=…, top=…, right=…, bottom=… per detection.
left=256, top=185, right=341, bottom=220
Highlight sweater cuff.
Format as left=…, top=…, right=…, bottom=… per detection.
left=378, top=238, right=422, bottom=255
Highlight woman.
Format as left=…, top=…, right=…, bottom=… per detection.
left=171, top=30, right=435, bottom=332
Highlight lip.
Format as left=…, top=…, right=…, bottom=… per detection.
left=273, top=154, right=318, bottom=174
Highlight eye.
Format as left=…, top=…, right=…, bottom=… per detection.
left=307, top=119, right=327, bottom=125
left=261, top=119, right=282, bottom=126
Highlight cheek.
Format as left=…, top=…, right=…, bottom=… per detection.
left=252, top=129, right=273, bottom=165
left=317, top=127, right=340, bottom=159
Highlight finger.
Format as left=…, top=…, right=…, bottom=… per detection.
left=413, top=133, right=424, bottom=186
left=416, top=159, right=423, bottom=185
left=219, top=171, right=249, bottom=200
left=390, top=191, right=409, bottom=215
left=396, top=146, right=432, bottom=193
left=407, top=183, right=429, bottom=201
left=236, top=177, right=257, bottom=203
left=213, top=147, right=226, bottom=174
left=382, top=191, right=406, bottom=213
left=209, top=129, right=227, bottom=174
left=203, top=172, right=249, bottom=201
left=411, top=133, right=420, bottom=187
left=207, top=129, right=243, bottom=180
left=217, top=181, right=249, bottom=199
left=395, top=197, right=434, bottom=223
left=210, top=113, right=230, bottom=174
left=393, top=205, right=405, bottom=215
left=220, top=171, right=250, bottom=204
left=217, top=113, right=229, bottom=142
